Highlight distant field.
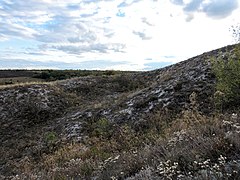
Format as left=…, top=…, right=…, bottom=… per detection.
left=0, top=70, right=42, bottom=85
left=0, top=69, right=135, bottom=85
left=0, top=77, right=44, bottom=85
left=0, top=70, right=38, bottom=78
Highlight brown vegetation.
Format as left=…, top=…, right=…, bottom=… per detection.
left=0, top=44, right=240, bottom=179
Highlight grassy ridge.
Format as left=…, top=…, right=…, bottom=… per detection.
left=1, top=44, right=240, bottom=179
left=7, top=106, right=240, bottom=179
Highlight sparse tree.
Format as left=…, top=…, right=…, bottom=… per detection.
left=230, top=24, right=240, bottom=43
left=212, top=24, right=240, bottom=109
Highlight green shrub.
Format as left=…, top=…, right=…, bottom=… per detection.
left=45, top=131, right=57, bottom=144
left=86, top=118, right=113, bottom=139
left=39, top=71, right=51, bottom=79
left=212, top=45, right=240, bottom=109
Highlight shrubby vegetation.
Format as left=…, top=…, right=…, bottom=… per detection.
left=0, top=69, right=130, bottom=85
left=212, top=45, right=240, bottom=109
left=8, top=103, right=240, bottom=179
left=1, top=26, right=240, bottom=179
left=33, top=69, right=125, bottom=81
left=212, top=23, right=240, bottom=110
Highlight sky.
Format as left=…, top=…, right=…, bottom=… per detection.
left=0, top=0, right=240, bottom=71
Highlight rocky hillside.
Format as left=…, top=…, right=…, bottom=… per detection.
left=1, top=44, right=240, bottom=179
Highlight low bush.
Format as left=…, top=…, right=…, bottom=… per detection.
left=212, top=45, right=240, bottom=109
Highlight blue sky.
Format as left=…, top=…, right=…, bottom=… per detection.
left=0, top=0, right=239, bottom=71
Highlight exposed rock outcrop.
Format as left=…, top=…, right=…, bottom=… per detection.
left=0, top=44, right=237, bottom=177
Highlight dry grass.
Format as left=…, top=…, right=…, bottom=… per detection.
left=1, top=78, right=240, bottom=179
left=0, top=76, right=44, bottom=85
left=5, top=108, right=240, bottom=179
left=0, top=80, right=53, bottom=89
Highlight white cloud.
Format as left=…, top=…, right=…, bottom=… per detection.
left=0, top=0, right=240, bottom=70
left=104, top=63, right=147, bottom=71
left=171, top=0, right=239, bottom=19
left=132, top=30, right=152, bottom=40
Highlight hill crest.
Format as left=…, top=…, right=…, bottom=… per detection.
left=0, top=44, right=239, bottom=179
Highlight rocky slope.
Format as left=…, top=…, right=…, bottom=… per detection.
left=0, top=44, right=238, bottom=178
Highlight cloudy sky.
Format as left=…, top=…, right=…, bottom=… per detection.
left=0, top=0, right=239, bottom=70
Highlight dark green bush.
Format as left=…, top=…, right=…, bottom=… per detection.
left=45, top=131, right=58, bottom=144
left=85, top=118, right=114, bottom=139
left=212, top=45, right=240, bottom=108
